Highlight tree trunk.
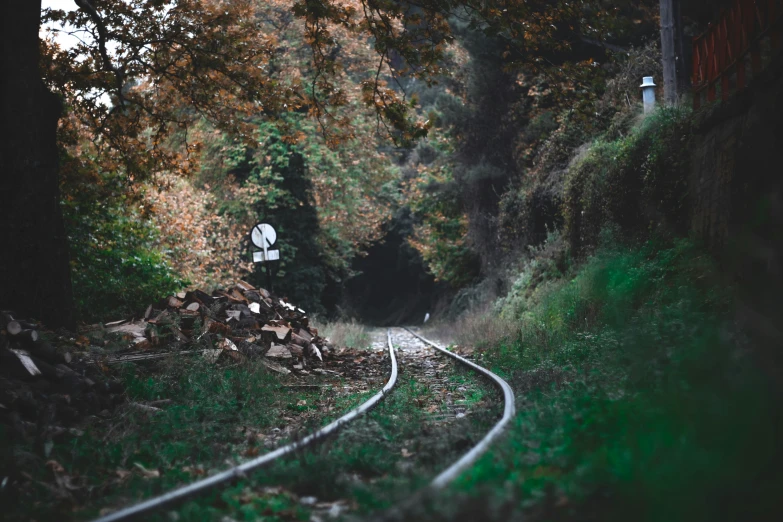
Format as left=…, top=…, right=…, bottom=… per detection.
left=660, top=0, right=679, bottom=105
left=674, top=0, right=690, bottom=97
left=1, top=1, right=75, bottom=328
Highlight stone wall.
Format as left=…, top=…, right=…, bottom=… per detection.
left=689, top=53, right=783, bottom=369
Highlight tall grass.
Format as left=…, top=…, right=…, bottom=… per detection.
left=318, top=319, right=372, bottom=349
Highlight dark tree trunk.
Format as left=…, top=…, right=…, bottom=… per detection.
left=660, top=0, right=679, bottom=104
left=1, top=1, right=75, bottom=328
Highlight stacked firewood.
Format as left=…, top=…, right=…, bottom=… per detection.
left=0, top=312, right=124, bottom=433
left=93, top=280, right=333, bottom=373
left=0, top=281, right=327, bottom=432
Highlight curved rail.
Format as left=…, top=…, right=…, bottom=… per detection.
left=93, top=331, right=399, bottom=522
left=402, top=327, right=515, bottom=489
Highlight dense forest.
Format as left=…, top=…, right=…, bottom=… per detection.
left=2, top=1, right=782, bottom=521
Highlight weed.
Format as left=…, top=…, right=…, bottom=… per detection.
left=317, top=319, right=372, bottom=350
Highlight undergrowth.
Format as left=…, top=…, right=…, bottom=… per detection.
left=317, top=319, right=372, bottom=350
left=1, top=358, right=374, bottom=522
left=439, top=236, right=783, bottom=522
left=564, top=107, right=692, bottom=254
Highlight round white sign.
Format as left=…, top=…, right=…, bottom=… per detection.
left=251, top=223, right=276, bottom=249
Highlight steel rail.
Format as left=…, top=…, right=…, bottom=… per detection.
left=402, top=327, right=515, bottom=489
left=92, top=331, right=399, bottom=522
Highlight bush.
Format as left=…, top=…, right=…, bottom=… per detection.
left=563, top=107, right=692, bottom=253
left=460, top=237, right=782, bottom=521
left=63, top=170, right=185, bottom=323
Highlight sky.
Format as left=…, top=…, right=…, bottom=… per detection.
left=41, top=1, right=81, bottom=50
left=41, top=0, right=114, bottom=105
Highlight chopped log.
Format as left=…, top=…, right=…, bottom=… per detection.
left=17, top=320, right=39, bottom=330
left=107, top=321, right=147, bottom=339
left=192, top=289, right=214, bottom=305
left=290, top=332, right=309, bottom=347
left=248, top=302, right=261, bottom=314
left=215, top=290, right=245, bottom=304
left=144, top=304, right=153, bottom=320
left=131, top=337, right=151, bottom=350
left=9, top=349, right=41, bottom=377
left=206, top=319, right=231, bottom=336
left=261, top=324, right=291, bottom=342
left=144, top=324, right=160, bottom=346
left=237, top=342, right=266, bottom=358
left=55, top=363, right=76, bottom=379
left=266, top=344, right=292, bottom=358
left=147, top=310, right=170, bottom=325
left=167, top=296, right=184, bottom=309
left=29, top=355, right=58, bottom=380
left=218, top=349, right=244, bottom=363
left=308, top=344, right=323, bottom=361
left=15, top=329, right=39, bottom=346
left=236, top=280, right=256, bottom=292
left=1, top=312, right=14, bottom=328
left=6, top=320, right=22, bottom=336
left=218, top=338, right=238, bottom=352
left=258, top=358, right=290, bottom=375
left=288, top=344, right=304, bottom=357
left=179, top=309, right=200, bottom=328
left=234, top=317, right=259, bottom=330
left=166, top=324, right=189, bottom=342
left=185, top=302, right=200, bottom=312
left=176, top=291, right=187, bottom=300
left=244, top=290, right=263, bottom=303
left=296, top=328, right=314, bottom=343
left=230, top=288, right=248, bottom=303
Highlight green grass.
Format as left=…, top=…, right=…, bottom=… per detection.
left=0, top=357, right=375, bottom=521
left=166, top=361, right=499, bottom=520
left=432, top=237, right=783, bottom=522
left=1, top=335, right=499, bottom=522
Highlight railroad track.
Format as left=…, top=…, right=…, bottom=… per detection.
left=93, top=328, right=514, bottom=521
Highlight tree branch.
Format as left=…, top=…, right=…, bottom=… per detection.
left=74, top=0, right=126, bottom=106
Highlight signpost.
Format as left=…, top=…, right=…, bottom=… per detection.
left=250, top=223, right=279, bottom=291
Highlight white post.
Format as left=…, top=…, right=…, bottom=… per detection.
left=641, top=76, right=657, bottom=113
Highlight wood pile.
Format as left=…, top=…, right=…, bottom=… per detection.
left=1, top=312, right=124, bottom=436
left=89, top=280, right=334, bottom=374
left=0, top=280, right=327, bottom=435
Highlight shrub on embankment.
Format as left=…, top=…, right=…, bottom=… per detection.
left=447, top=237, right=783, bottom=522
left=563, top=107, right=692, bottom=255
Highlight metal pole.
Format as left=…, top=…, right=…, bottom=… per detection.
left=265, top=262, right=273, bottom=293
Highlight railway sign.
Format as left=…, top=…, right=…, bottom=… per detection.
left=250, top=223, right=279, bottom=263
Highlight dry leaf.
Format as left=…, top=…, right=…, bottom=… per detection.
left=245, top=447, right=260, bottom=457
